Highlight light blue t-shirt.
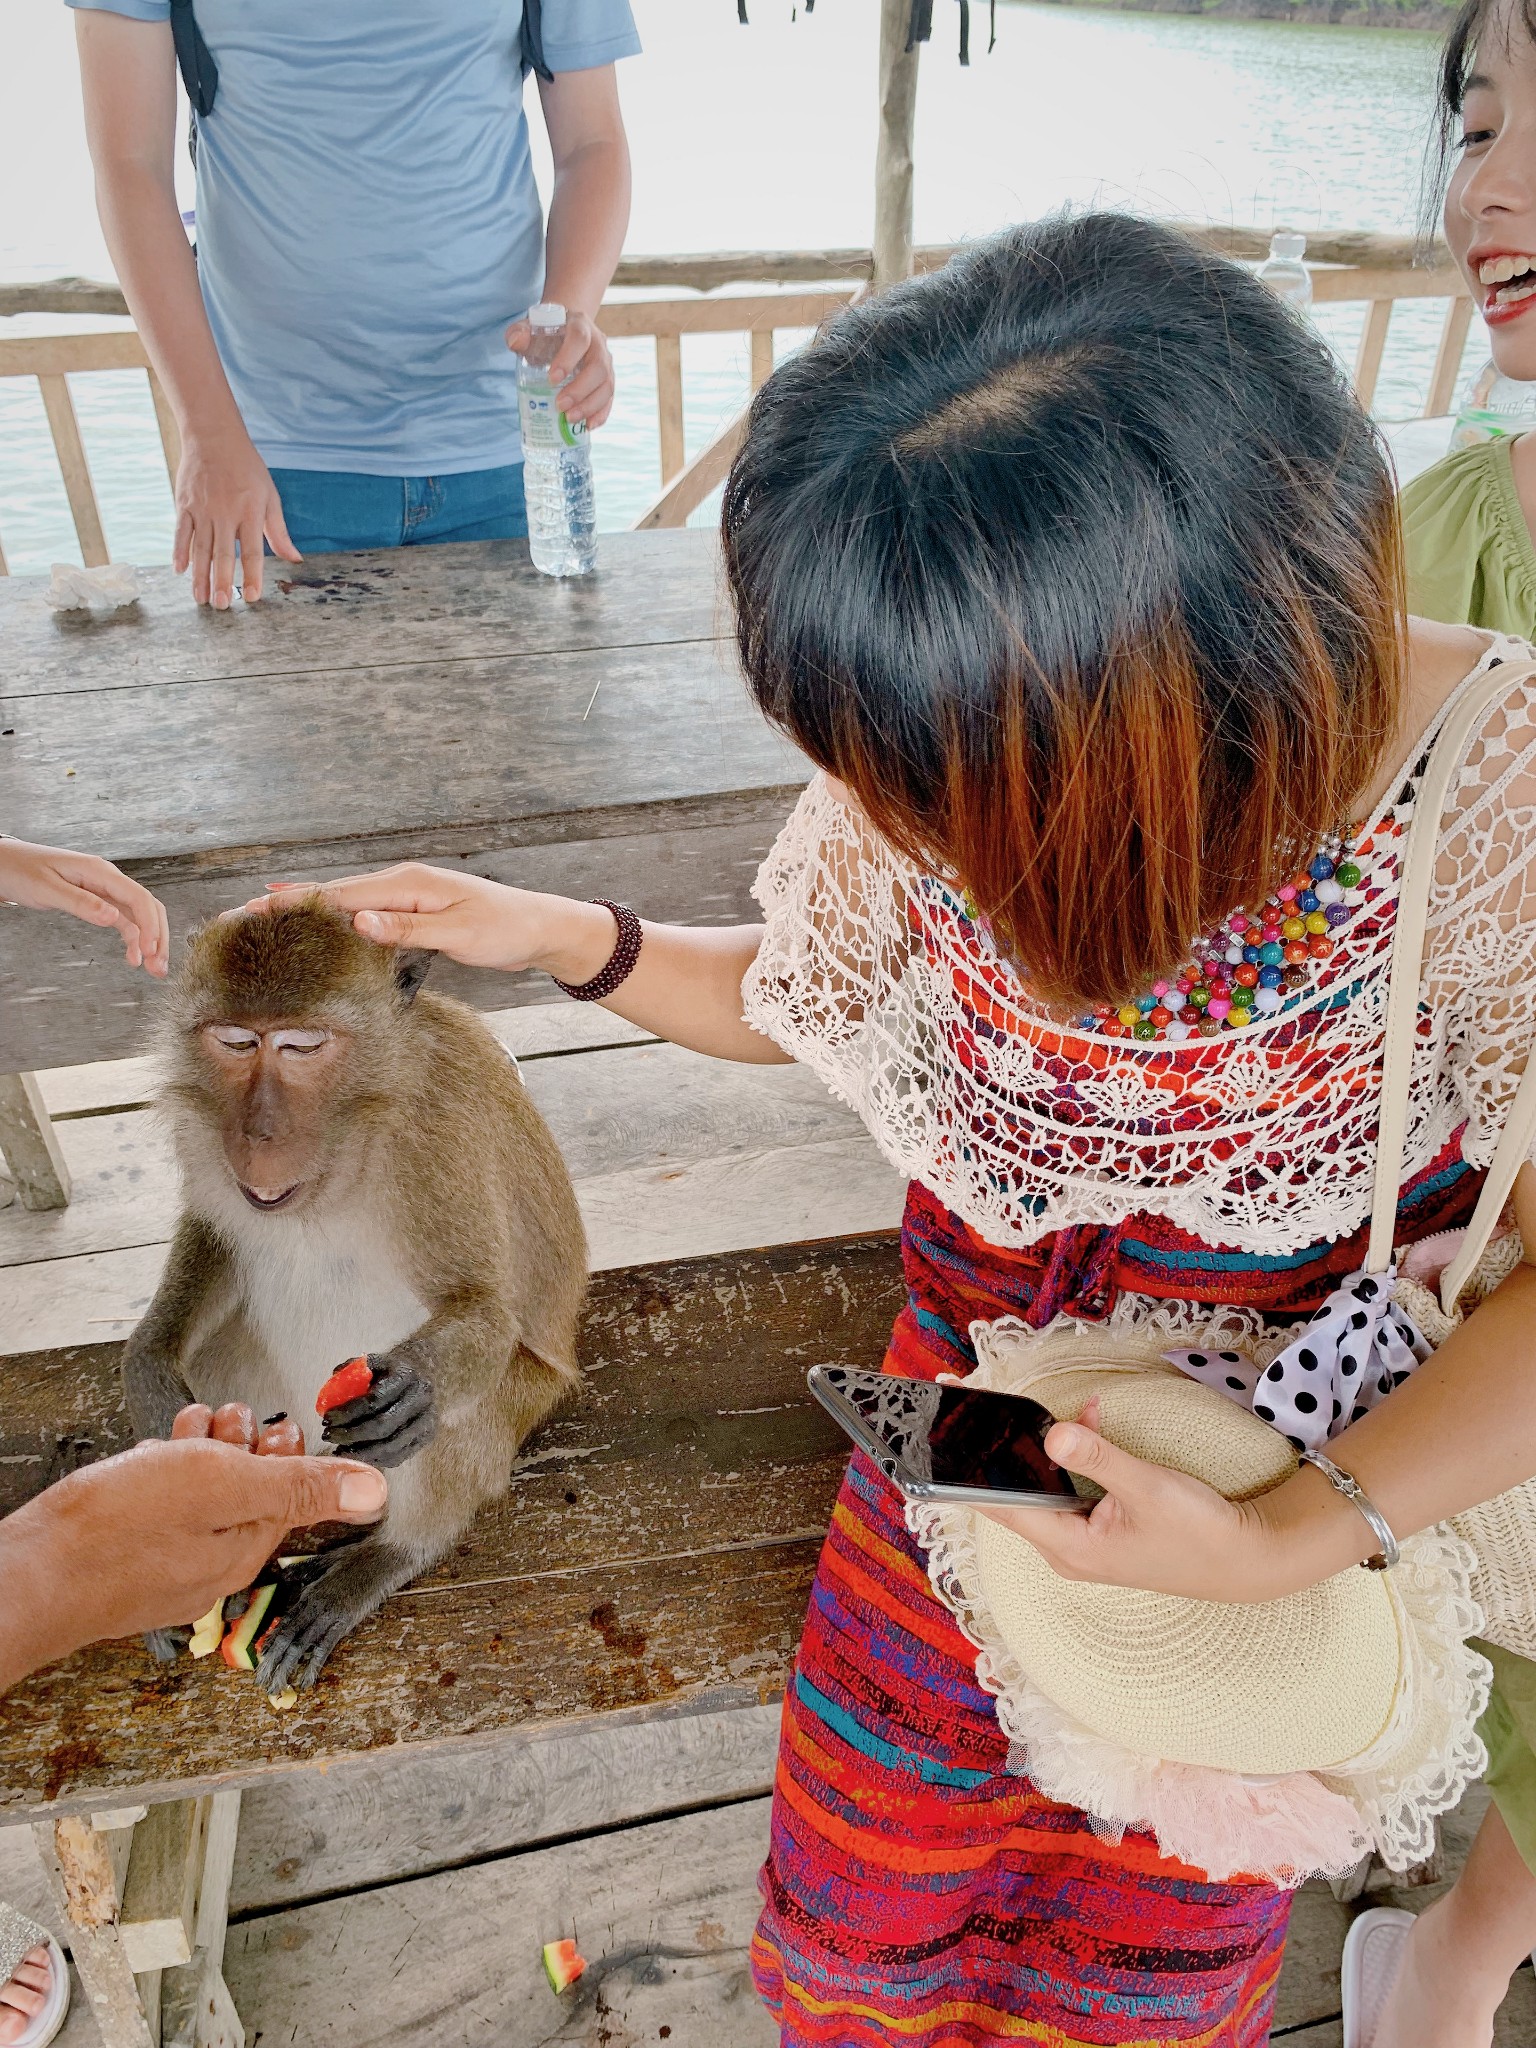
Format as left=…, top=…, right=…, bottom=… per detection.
left=68, top=0, right=640, bottom=473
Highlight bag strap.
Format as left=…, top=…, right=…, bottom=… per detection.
left=1367, top=652, right=1536, bottom=1309
left=168, top=0, right=218, bottom=121
left=521, top=0, right=554, bottom=81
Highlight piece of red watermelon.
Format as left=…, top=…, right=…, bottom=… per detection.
left=542, top=1939, right=586, bottom=1993
left=315, top=1356, right=373, bottom=1416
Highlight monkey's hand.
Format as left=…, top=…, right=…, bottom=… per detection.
left=319, top=1359, right=436, bottom=1470
left=254, top=1535, right=414, bottom=1693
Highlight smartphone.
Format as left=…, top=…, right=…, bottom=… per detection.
left=807, top=1365, right=1090, bottom=1510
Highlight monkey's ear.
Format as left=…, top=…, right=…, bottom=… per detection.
left=394, top=949, right=434, bottom=1005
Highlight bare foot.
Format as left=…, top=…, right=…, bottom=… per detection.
left=0, top=1946, right=53, bottom=2046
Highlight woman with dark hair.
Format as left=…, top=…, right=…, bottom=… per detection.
left=1402, top=0, right=1536, bottom=633
left=244, top=212, right=1536, bottom=2045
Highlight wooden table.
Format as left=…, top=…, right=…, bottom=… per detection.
left=0, top=531, right=802, bottom=1076
left=0, top=539, right=901, bottom=2046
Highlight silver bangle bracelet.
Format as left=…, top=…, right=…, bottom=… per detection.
left=1299, top=1450, right=1400, bottom=1571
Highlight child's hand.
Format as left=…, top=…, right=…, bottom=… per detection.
left=239, top=865, right=620, bottom=985
left=0, top=838, right=169, bottom=976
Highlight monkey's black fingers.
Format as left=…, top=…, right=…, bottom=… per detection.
left=322, top=1367, right=436, bottom=1455
left=321, top=1364, right=429, bottom=1430
left=255, top=1591, right=356, bottom=1694
left=143, top=1626, right=186, bottom=1663
left=339, top=1411, right=438, bottom=1470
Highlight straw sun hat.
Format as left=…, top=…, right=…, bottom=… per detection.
left=908, top=1321, right=1492, bottom=1886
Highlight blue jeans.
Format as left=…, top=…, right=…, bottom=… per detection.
left=268, top=463, right=528, bottom=555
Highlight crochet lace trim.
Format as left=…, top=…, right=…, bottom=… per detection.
left=742, top=637, right=1536, bottom=1255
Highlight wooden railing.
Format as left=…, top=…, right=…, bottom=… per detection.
left=0, top=230, right=1476, bottom=568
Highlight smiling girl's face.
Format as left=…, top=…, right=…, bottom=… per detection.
left=1446, top=4, right=1536, bottom=378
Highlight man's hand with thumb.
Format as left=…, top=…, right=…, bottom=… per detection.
left=0, top=1436, right=387, bottom=1692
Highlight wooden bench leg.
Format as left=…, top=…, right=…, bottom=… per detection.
left=30, top=1793, right=245, bottom=2048
left=31, top=1811, right=155, bottom=2048
left=0, top=1072, right=71, bottom=1209
left=160, top=1791, right=244, bottom=2048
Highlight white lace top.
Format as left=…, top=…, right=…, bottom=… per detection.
left=743, top=635, right=1536, bottom=1259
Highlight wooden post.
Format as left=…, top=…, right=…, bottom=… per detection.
left=874, top=0, right=920, bottom=290
left=1352, top=298, right=1395, bottom=412
left=1426, top=295, right=1476, bottom=418
left=32, top=1796, right=245, bottom=2048
left=32, top=1815, right=155, bottom=2048
left=0, top=1072, right=72, bottom=1209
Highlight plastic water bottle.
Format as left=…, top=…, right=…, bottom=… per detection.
left=1449, top=359, right=1536, bottom=450
left=517, top=302, right=597, bottom=578
left=1257, top=230, right=1313, bottom=317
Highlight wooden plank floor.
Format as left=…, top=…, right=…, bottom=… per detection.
left=6, top=1758, right=1536, bottom=2045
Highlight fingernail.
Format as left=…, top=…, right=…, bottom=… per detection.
left=1053, top=1426, right=1082, bottom=1459
left=356, top=912, right=383, bottom=937
left=339, top=1469, right=387, bottom=1512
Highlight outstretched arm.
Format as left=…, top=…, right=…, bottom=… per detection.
left=0, top=1434, right=386, bottom=1693
left=240, top=868, right=792, bottom=1064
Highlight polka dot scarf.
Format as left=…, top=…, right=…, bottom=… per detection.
left=1167, top=1270, right=1433, bottom=1455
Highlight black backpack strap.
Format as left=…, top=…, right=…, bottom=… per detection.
left=520, top=0, right=553, bottom=82
left=169, top=0, right=219, bottom=118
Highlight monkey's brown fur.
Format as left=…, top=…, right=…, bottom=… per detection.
left=124, top=898, right=588, bottom=1690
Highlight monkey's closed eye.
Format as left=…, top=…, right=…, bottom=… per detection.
left=272, top=1029, right=330, bottom=1054
left=206, top=1025, right=260, bottom=1054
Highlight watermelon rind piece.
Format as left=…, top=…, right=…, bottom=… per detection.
left=541, top=1938, right=586, bottom=1993
left=220, top=1584, right=276, bottom=1670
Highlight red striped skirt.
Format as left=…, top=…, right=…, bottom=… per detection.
left=750, top=1144, right=1481, bottom=2045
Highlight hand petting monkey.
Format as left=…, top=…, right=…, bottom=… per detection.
left=0, top=836, right=169, bottom=977
left=123, top=897, right=589, bottom=1693
left=243, top=864, right=787, bottom=1067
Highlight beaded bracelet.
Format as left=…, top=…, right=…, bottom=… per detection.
left=551, top=900, right=643, bottom=1003
left=1298, top=1449, right=1400, bottom=1571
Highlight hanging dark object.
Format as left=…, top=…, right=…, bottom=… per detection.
left=738, top=0, right=988, bottom=59
left=168, top=0, right=218, bottom=117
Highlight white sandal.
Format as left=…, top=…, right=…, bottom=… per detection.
left=1341, top=1907, right=1414, bottom=2048
left=0, top=1909, right=70, bottom=2048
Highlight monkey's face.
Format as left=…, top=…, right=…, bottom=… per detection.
left=197, top=1019, right=358, bottom=1212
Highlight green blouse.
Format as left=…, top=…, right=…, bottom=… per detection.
left=1401, top=435, right=1536, bottom=635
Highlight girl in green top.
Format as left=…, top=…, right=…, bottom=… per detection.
left=1367, top=2, right=1536, bottom=2041
left=1401, top=3, right=1536, bottom=637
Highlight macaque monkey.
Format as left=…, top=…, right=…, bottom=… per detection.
left=123, top=899, right=587, bottom=1690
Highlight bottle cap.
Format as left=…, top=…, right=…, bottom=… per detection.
left=1270, top=231, right=1306, bottom=261
left=528, top=302, right=566, bottom=329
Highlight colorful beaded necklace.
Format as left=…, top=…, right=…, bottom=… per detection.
left=1075, top=834, right=1368, bottom=1043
